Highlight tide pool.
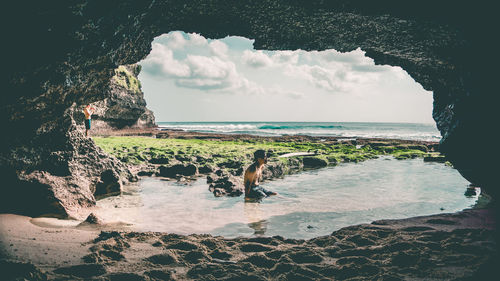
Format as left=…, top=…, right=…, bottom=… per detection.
left=96, top=157, right=479, bottom=239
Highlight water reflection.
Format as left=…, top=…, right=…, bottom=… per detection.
left=244, top=202, right=268, bottom=236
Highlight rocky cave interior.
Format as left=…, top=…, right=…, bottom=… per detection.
left=2, top=0, right=497, bottom=220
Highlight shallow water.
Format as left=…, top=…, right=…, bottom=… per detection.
left=96, top=157, right=479, bottom=239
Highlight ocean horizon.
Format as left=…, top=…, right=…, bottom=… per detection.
left=157, top=121, right=441, bottom=142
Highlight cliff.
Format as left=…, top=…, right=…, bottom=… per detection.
left=84, top=64, right=156, bottom=131
left=2, top=0, right=497, bottom=217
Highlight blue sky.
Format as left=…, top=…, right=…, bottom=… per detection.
left=138, top=31, right=434, bottom=123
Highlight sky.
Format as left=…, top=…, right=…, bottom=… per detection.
left=138, top=31, right=434, bottom=123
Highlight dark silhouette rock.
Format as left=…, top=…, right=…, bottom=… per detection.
left=302, top=157, right=328, bottom=168
left=199, top=164, right=215, bottom=174
left=137, top=170, right=155, bottom=176
left=208, top=171, right=243, bottom=197
left=83, top=212, right=103, bottom=224
left=158, top=164, right=197, bottom=178
left=219, top=159, right=242, bottom=169
left=231, top=167, right=244, bottom=176
left=149, top=156, right=170, bottom=164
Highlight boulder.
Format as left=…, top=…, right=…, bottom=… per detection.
left=231, top=167, right=244, bottom=176
left=175, top=154, right=193, bottom=162
left=208, top=170, right=243, bottom=197
left=261, top=162, right=287, bottom=180
left=79, top=212, right=104, bottom=226
left=95, top=169, right=122, bottom=198
left=199, top=164, right=215, bottom=174
left=85, top=213, right=103, bottom=224
left=158, top=164, right=197, bottom=178
left=302, top=157, right=328, bottom=168
left=137, top=170, right=155, bottom=176
left=149, top=156, right=170, bottom=164
left=219, top=159, right=243, bottom=169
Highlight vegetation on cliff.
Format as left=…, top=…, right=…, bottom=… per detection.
left=112, top=65, right=142, bottom=94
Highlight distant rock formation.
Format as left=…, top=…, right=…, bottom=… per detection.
left=76, top=64, right=156, bottom=131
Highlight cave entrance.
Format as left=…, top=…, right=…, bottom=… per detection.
left=137, top=31, right=437, bottom=138
left=89, top=31, right=486, bottom=238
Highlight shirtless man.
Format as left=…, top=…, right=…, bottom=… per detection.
left=83, top=104, right=96, bottom=137
left=244, top=150, right=277, bottom=199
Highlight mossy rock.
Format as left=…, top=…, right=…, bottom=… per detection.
left=302, top=157, right=328, bottom=168
left=158, top=164, right=197, bottom=178
left=112, top=65, right=142, bottom=94
left=149, top=156, right=170, bottom=164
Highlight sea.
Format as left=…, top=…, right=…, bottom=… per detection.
left=156, top=122, right=441, bottom=142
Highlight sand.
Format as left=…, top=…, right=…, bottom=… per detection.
left=1, top=207, right=497, bottom=280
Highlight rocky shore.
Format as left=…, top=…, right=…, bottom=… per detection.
left=94, top=129, right=445, bottom=198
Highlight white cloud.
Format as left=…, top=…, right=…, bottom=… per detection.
left=142, top=43, right=190, bottom=77
left=242, top=50, right=273, bottom=68
left=188, top=33, right=208, bottom=46
left=186, top=55, right=233, bottom=79
left=142, top=32, right=411, bottom=97
left=140, top=32, right=433, bottom=123
left=284, top=64, right=348, bottom=92
left=155, top=31, right=187, bottom=49
left=141, top=33, right=274, bottom=94
left=174, top=55, right=247, bottom=91
left=318, top=48, right=366, bottom=64
left=271, top=50, right=300, bottom=64
left=209, top=41, right=229, bottom=58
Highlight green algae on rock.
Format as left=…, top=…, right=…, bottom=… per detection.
left=93, top=135, right=445, bottom=197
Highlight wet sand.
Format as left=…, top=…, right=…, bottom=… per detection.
left=1, top=208, right=496, bottom=280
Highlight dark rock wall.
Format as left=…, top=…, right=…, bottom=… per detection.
left=3, top=0, right=497, bottom=216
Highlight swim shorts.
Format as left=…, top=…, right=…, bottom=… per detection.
left=85, top=119, right=91, bottom=129
left=247, top=185, right=275, bottom=199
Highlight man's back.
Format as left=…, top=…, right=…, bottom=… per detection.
left=244, top=163, right=259, bottom=195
